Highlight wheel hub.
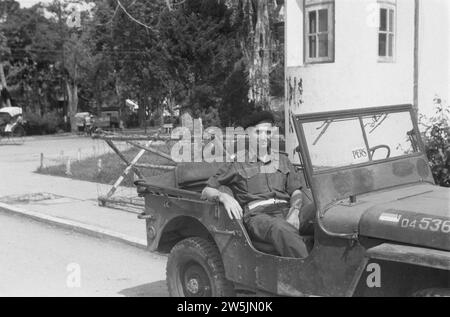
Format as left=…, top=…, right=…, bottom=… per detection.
left=182, top=263, right=212, bottom=297
left=186, top=278, right=200, bottom=294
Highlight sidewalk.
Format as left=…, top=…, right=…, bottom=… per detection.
left=0, top=136, right=148, bottom=249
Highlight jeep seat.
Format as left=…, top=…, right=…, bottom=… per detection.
left=144, top=162, right=225, bottom=192
left=175, top=162, right=226, bottom=192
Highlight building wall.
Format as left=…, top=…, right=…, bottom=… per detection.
left=285, top=0, right=416, bottom=162
left=418, top=0, right=449, bottom=116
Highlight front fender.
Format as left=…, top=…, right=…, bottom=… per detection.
left=366, top=243, right=450, bottom=271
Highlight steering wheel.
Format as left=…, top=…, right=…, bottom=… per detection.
left=369, top=145, right=391, bottom=159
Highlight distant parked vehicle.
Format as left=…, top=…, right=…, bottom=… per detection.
left=92, top=108, right=121, bottom=131
left=0, top=107, right=26, bottom=143
left=75, top=112, right=92, bottom=133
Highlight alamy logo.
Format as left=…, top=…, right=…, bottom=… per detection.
left=170, top=118, right=281, bottom=172
left=366, top=263, right=381, bottom=288
left=66, top=263, right=81, bottom=288
left=366, top=3, right=380, bottom=28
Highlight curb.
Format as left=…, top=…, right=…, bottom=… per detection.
left=0, top=202, right=148, bottom=250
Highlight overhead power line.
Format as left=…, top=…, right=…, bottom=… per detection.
left=9, top=48, right=154, bottom=54
left=116, top=0, right=154, bottom=30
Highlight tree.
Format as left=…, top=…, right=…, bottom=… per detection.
left=45, top=0, right=96, bottom=131
left=226, top=0, right=284, bottom=110
left=102, top=0, right=168, bottom=126
left=0, top=1, right=16, bottom=107
left=0, top=31, right=12, bottom=107
left=0, top=1, right=56, bottom=111
left=155, top=0, right=241, bottom=117
left=97, top=0, right=246, bottom=127
left=0, top=0, right=285, bottom=132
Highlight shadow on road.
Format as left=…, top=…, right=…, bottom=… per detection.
left=119, top=280, right=169, bottom=297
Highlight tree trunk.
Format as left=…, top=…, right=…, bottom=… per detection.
left=254, top=0, right=271, bottom=109
left=0, top=62, right=12, bottom=108
left=66, top=81, right=79, bottom=133
left=241, top=0, right=272, bottom=110
left=138, top=95, right=146, bottom=128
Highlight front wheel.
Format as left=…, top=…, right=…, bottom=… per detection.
left=166, top=237, right=235, bottom=297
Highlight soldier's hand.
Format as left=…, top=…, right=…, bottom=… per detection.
left=219, top=193, right=243, bottom=220
left=286, top=207, right=300, bottom=230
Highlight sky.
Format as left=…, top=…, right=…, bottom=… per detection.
left=17, top=0, right=52, bottom=8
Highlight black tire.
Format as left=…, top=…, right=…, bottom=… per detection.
left=12, top=125, right=25, bottom=137
left=166, top=237, right=235, bottom=297
left=413, top=288, right=450, bottom=297
left=8, top=125, right=25, bottom=144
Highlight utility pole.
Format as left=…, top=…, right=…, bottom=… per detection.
left=413, top=0, right=420, bottom=119
left=57, top=0, right=67, bottom=117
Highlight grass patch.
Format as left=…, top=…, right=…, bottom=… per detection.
left=37, top=145, right=174, bottom=187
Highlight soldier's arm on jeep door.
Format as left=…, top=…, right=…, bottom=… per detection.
left=202, top=163, right=237, bottom=201
left=202, top=163, right=243, bottom=219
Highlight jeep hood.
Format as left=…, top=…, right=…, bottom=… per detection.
left=323, top=183, right=450, bottom=251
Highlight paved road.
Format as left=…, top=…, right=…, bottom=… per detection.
left=0, top=212, right=168, bottom=297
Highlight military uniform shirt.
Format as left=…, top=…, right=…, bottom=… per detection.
left=206, top=153, right=304, bottom=206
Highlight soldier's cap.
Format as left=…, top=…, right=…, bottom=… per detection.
left=242, top=111, right=275, bottom=129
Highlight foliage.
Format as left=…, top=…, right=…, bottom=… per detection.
left=156, top=0, right=244, bottom=120
left=23, top=110, right=64, bottom=135
left=199, top=106, right=221, bottom=128
left=0, top=0, right=284, bottom=131
left=219, top=61, right=255, bottom=126
left=225, top=0, right=285, bottom=108
left=420, top=97, right=450, bottom=187
left=0, top=32, right=10, bottom=58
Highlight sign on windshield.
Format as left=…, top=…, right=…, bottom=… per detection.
left=302, top=110, right=420, bottom=172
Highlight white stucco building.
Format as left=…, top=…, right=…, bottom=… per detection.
left=284, top=0, right=449, bottom=162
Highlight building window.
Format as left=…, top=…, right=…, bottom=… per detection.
left=378, top=4, right=396, bottom=61
left=305, top=1, right=334, bottom=63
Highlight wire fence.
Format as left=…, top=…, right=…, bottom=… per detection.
left=36, top=139, right=145, bottom=212
left=37, top=140, right=134, bottom=171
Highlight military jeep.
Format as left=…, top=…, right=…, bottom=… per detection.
left=136, top=104, right=450, bottom=297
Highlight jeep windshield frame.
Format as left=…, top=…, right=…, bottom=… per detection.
left=292, top=105, right=432, bottom=238
left=293, top=104, right=424, bottom=177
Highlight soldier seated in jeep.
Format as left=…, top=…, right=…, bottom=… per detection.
left=202, top=111, right=315, bottom=258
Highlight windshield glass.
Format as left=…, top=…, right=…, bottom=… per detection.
left=362, top=112, right=417, bottom=160
left=303, top=118, right=369, bottom=170
left=302, top=110, right=420, bottom=172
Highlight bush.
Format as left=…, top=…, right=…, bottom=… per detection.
left=200, top=107, right=221, bottom=128
left=123, top=111, right=139, bottom=128
left=420, top=98, right=450, bottom=187
left=24, top=111, right=63, bottom=135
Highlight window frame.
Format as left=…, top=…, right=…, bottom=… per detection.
left=304, top=0, right=335, bottom=64
left=378, top=2, right=397, bottom=63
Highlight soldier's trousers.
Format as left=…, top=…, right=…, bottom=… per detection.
left=243, top=203, right=310, bottom=259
